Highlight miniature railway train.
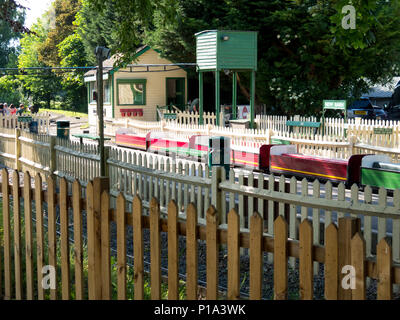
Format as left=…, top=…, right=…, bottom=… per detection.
left=116, top=130, right=400, bottom=191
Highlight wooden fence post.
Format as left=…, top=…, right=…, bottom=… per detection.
left=206, top=205, right=218, bottom=300
left=133, top=195, right=144, bottom=300
left=299, top=219, right=313, bottom=300
left=150, top=197, right=161, bottom=300
left=249, top=212, right=263, bottom=300
left=186, top=203, right=198, bottom=300
left=274, top=216, right=288, bottom=300
left=2, top=168, right=11, bottom=300
left=15, top=128, right=21, bottom=171
left=325, top=223, right=338, bottom=300
left=351, top=232, right=366, bottom=300
left=87, top=177, right=109, bottom=300
left=49, top=135, right=56, bottom=176
left=338, top=217, right=360, bottom=300
left=227, top=209, right=240, bottom=300
left=377, top=238, right=392, bottom=300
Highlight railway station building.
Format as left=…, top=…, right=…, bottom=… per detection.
left=84, top=45, right=188, bottom=128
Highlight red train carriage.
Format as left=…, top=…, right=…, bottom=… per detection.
left=264, top=145, right=366, bottom=186
left=230, top=146, right=260, bottom=170
left=115, top=129, right=148, bottom=151
left=146, top=132, right=189, bottom=156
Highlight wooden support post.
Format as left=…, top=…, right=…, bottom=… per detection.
left=348, top=135, right=357, bottom=156
left=49, top=135, right=56, bottom=176
left=232, top=72, right=237, bottom=120
left=15, top=128, right=21, bottom=171
left=338, top=217, right=360, bottom=300
left=87, top=177, right=109, bottom=300
left=199, top=71, right=204, bottom=125
left=250, top=70, right=256, bottom=129
left=215, top=71, right=220, bottom=126
left=104, top=146, right=111, bottom=177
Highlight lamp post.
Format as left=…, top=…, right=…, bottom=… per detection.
left=95, top=46, right=111, bottom=177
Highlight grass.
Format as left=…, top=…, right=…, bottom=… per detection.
left=0, top=197, right=185, bottom=300
left=40, top=108, right=88, bottom=119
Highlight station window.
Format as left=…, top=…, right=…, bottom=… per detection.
left=88, top=80, right=111, bottom=104
left=117, top=79, right=147, bottom=106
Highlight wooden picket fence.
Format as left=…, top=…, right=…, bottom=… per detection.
left=1, top=126, right=400, bottom=263
left=0, top=169, right=399, bottom=300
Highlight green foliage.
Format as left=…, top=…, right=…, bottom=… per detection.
left=0, top=0, right=26, bottom=65
left=0, top=0, right=26, bottom=112
left=0, top=76, right=24, bottom=104
left=16, top=0, right=89, bottom=111
left=38, top=0, right=81, bottom=67
left=18, top=16, right=61, bottom=108
left=4, top=0, right=400, bottom=116
left=0, top=0, right=30, bottom=34
left=95, top=0, right=400, bottom=116
left=58, top=32, right=89, bottom=111
left=76, top=0, right=120, bottom=65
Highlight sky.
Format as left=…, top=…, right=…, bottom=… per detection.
left=20, top=0, right=54, bottom=27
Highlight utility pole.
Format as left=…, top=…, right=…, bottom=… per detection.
left=95, top=46, right=111, bottom=177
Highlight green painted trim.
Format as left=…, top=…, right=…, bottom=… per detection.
left=116, top=79, right=147, bottom=106
left=250, top=70, right=255, bottom=129
left=232, top=72, right=237, bottom=120
left=271, top=138, right=291, bottom=145
left=215, top=71, right=220, bottom=126
left=111, top=72, right=115, bottom=118
left=87, top=83, right=90, bottom=106
left=286, top=121, right=321, bottom=128
left=135, top=46, right=152, bottom=59
left=106, top=46, right=151, bottom=76
left=199, top=72, right=204, bottom=125
left=361, top=168, right=400, bottom=190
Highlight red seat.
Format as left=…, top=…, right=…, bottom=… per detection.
left=120, top=108, right=144, bottom=117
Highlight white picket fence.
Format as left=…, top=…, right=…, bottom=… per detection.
left=0, top=113, right=50, bottom=134
left=104, top=117, right=400, bottom=161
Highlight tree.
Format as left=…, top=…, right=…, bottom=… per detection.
left=38, top=0, right=81, bottom=67
left=0, top=0, right=26, bottom=103
left=18, top=15, right=61, bottom=108
left=58, top=31, right=89, bottom=110
left=0, top=76, right=24, bottom=104
left=90, top=0, right=400, bottom=116
left=0, top=0, right=25, bottom=67
left=87, top=0, right=178, bottom=65
left=76, top=0, right=120, bottom=65
left=0, top=0, right=29, bottom=34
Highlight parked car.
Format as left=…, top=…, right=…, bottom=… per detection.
left=347, top=98, right=386, bottom=120
left=386, top=104, right=400, bottom=120
left=373, top=106, right=388, bottom=120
